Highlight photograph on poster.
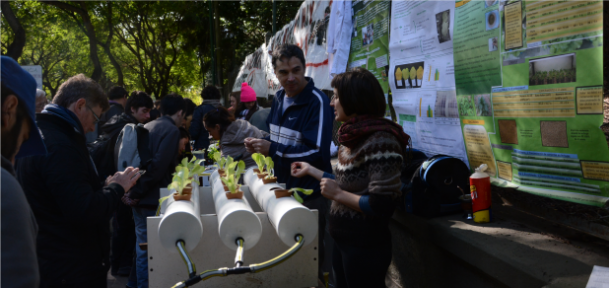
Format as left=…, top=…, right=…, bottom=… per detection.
left=486, top=10, right=499, bottom=30
left=474, top=94, right=493, bottom=116
left=529, top=53, right=576, bottom=85
left=489, top=37, right=498, bottom=52
left=434, top=90, right=459, bottom=118
left=394, top=62, right=425, bottom=89
left=362, top=23, right=374, bottom=45
left=436, top=10, right=451, bottom=44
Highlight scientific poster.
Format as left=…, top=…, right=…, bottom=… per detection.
left=388, top=1, right=468, bottom=164
left=348, top=0, right=391, bottom=96
left=453, top=0, right=607, bottom=206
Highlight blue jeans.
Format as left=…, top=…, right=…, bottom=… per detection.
left=132, top=207, right=157, bottom=288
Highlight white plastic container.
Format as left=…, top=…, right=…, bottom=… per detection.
left=158, top=182, right=203, bottom=252
left=210, top=170, right=262, bottom=251
left=243, top=168, right=318, bottom=247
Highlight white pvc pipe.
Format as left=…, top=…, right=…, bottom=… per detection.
left=158, top=182, right=203, bottom=252
left=243, top=168, right=318, bottom=247
left=210, top=170, right=262, bottom=251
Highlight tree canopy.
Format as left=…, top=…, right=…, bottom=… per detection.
left=1, top=0, right=301, bottom=104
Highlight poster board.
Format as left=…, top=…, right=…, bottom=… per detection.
left=452, top=0, right=607, bottom=206
left=388, top=1, right=469, bottom=164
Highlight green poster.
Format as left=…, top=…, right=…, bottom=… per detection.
left=348, top=0, right=390, bottom=94
left=454, top=0, right=607, bottom=207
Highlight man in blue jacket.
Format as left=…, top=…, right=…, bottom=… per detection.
left=245, top=44, right=333, bottom=283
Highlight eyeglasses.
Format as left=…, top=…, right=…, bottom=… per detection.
left=86, top=105, right=101, bottom=124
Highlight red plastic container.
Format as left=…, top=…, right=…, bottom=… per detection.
left=470, top=164, right=491, bottom=223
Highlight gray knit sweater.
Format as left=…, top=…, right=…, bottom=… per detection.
left=329, top=131, right=403, bottom=246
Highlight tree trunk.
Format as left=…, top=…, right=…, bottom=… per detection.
left=214, top=1, right=222, bottom=88
left=44, top=1, right=103, bottom=82
left=98, top=2, right=123, bottom=86
left=1, top=1, right=26, bottom=61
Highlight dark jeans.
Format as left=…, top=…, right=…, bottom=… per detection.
left=133, top=207, right=157, bottom=288
left=303, top=196, right=330, bottom=282
left=111, top=203, right=136, bottom=273
left=332, top=237, right=392, bottom=288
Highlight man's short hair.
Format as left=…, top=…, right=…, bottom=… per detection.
left=184, top=98, right=197, bottom=118
left=201, top=85, right=221, bottom=100
left=331, top=67, right=386, bottom=118
left=125, top=91, right=154, bottom=115
left=160, top=93, right=185, bottom=116
left=108, top=86, right=128, bottom=100
left=179, top=127, right=190, bottom=140
left=271, top=44, right=306, bottom=69
left=52, top=74, right=109, bottom=111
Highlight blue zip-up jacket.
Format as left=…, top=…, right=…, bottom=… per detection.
left=265, top=77, right=333, bottom=201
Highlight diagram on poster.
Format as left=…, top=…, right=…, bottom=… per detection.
left=389, top=0, right=467, bottom=164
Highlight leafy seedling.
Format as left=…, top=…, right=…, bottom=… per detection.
left=290, top=188, right=314, bottom=203
left=264, top=156, right=275, bottom=179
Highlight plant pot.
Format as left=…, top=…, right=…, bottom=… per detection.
left=225, top=191, right=243, bottom=199
left=218, top=169, right=226, bottom=177
left=274, top=189, right=293, bottom=198
left=222, top=183, right=229, bottom=191
left=182, top=185, right=193, bottom=195
left=253, top=168, right=264, bottom=174
left=262, top=177, right=277, bottom=184
left=173, top=192, right=192, bottom=201
left=256, top=173, right=268, bottom=179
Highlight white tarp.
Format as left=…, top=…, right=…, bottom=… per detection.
left=232, top=43, right=269, bottom=98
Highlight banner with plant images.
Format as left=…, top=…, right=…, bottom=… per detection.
left=348, top=0, right=391, bottom=116
left=453, top=0, right=607, bottom=207
left=388, top=0, right=469, bottom=164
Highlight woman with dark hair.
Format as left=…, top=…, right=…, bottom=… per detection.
left=203, top=106, right=267, bottom=168
left=291, top=67, right=410, bottom=288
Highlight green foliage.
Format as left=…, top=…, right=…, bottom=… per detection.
left=457, top=95, right=475, bottom=116
left=252, top=153, right=266, bottom=172
left=289, top=188, right=313, bottom=204
left=221, top=159, right=246, bottom=194
left=264, top=156, right=275, bottom=179
left=1, top=1, right=303, bottom=99
left=168, top=166, right=191, bottom=195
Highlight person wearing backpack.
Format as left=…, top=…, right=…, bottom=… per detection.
left=91, top=91, right=154, bottom=182
left=189, top=85, right=222, bottom=151
left=122, top=94, right=185, bottom=288
left=89, top=91, right=153, bottom=277
left=291, top=68, right=410, bottom=288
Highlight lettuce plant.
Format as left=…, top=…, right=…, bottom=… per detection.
left=168, top=166, right=191, bottom=195
left=251, top=153, right=266, bottom=172
left=290, top=188, right=313, bottom=203
left=264, top=156, right=275, bottom=179
left=221, top=160, right=246, bottom=194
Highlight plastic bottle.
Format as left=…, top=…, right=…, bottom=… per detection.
left=470, top=164, right=491, bottom=223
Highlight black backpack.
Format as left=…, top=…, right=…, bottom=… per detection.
left=401, top=153, right=470, bottom=218
left=88, top=132, right=121, bottom=182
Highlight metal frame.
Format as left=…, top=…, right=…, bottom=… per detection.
left=148, top=186, right=319, bottom=288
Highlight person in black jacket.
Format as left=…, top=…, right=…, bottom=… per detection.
left=15, top=74, right=141, bottom=288
left=100, top=86, right=128, bottom=127
left=122, top=93, right=184, bottom=288
left=189, top=85, right=221, bottom=151
left=94, top=91, right=153, bottom=277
